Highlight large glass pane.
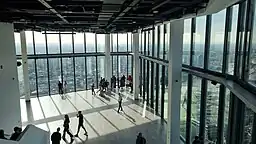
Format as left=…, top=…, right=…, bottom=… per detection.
left=34, top=31, right=46, bottom=54
left=160, top=25, right=164, bottom=59
left=180, top=72, right=188, bottom=138
left=145, top=31, right=149, bottom=56
left=183, top=19, right=191, bottom=65
left=228, top=5, right=239, bottom=75
left=25, top=31, right=34, bottom=55
left=248, top=0, right=256, bottom=86
left=74, top=33, right=84, bottom=53
left=86, top=33, right=96, bottom=53
left=28, top=59, right=37, bottom=96
left=149, top=30, right=153, bottom=56
left=193, top=16, right=206, bottom=68
left=87, top=57, right=96, bottom=89
left=209, top=9, right=226, bottom=72
left=119, top=56, right=127, bottom=77
left=128, top=33, right=132, bottom=52
left=141, top=32, right=145, bottom=54
left=47, top=32, right=60, bottom=54
left=97, top=34, right=105, bottom=52
left=165, top=23, right=169, bottom=60
left=75, top=57, right=86, bottom=91
left=191, top=76, right=201, bottom=142
left=36, top=59, right=49, bottom=96
left=62, top=58, right=74, bottom=93
left=243, top=107, right=255, bottom=144
left=128, top=55, right=132, bottom=76
left=14, top=33, right=21, bottom=55
left=223, top=89, right=231, bottom=143
left=154, top=26, right=158, bottom=57
left=61, top=33, right=73, bottom=53
left=164, top=66, right=168, bottom=120
left=118, top=33, right=127, bottom=52
left=49, top=58, right=61, bottom=95
left=205, top=82, right=220, bottom=142
left=112, top=56, right=118, bottom=77
left=17, top=60, right=24, bottom=97
left=112, top=34, right=117, bottom=52
left=97, top=56, right=105, bottom=80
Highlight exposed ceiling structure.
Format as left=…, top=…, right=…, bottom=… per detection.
left=0, top=0, right=209, bottom=33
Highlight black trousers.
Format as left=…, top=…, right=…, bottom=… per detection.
left=63, top=127, right=73, bottom=139
left=91, top=89, right=95, bottom=95
left=118, top=102, right=123, bottom=112
left=76, top=123, right=87, bottom=134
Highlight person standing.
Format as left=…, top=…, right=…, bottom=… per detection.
left=51, top=127, right=61, bottom=144
left=117, top=93, right=123, bottom=113
left=91, top=83, right=96, bottom=96
left=64, top=81, right=67, bottom=94
left=58, top=81, right=62, bottom=95
left=74, top=111, right=88, bottom=137
left=136, top=133, right=146, bottom=144
left=192, top=136, right=201, bottom=144
left=62, top=115, right=74, bottom=143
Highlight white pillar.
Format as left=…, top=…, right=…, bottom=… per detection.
left=166, top=19, right=184, bottom=144
left=132, top=32, right=140, bottom=100
left=105, top=34, right=111, bottom=83
left=20, top=31, right=30, bottom=102
left=0, top=22, right=21, bottom=133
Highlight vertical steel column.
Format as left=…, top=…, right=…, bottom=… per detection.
left=216, top=85, right=226, bottom=144
left=127, top=33, right=129, bottom=78
left=146, top=59, right=150, bottom=105
left=155, top=26, right=160, bottom=114
left=117, top=34, right=119, bottom=86
left=32, top=31, right=39, bottom=97
left=20, top=31, right=31, bottom=101
left=161, top=65, right=165, bottom=119
left=84, top=33, right=88, bottom=90
left=95, top=34, right=99, bottom=88
left=132, top=32, right=140, bottom=100
left=44, top=31, right=51, bottom=96
left=105, top=34, right=111, bottom=83
left=150, top=29, right=155, bottom=108
left=166, top=19, right=184, bottom=144
left=72, top=32, right=76, bottom=92
left=59, top=33, right=63, bottom=84
left=186, top=74, right=193, bottom=144
left=190, top=18, right=196, bottom=66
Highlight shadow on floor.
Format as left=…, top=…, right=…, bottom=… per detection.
left=77, top=119, right=167, bottom=144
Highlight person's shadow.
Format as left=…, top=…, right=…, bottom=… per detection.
left=122, top=112, right=136, bottom=123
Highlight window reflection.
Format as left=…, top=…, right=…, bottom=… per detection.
left=49, top=58, right=61, bottom=95
left=112, top=34, right=117, bottom=52
left=87, top=57, right=96, bottom=88
left=25, top=31, right=34, bottom=55
left=118, top=56, right=127, bottom=77
left=191, top=76, right=201, bottom=142
left=243, top=107, right=254, bottom=144
left=97, top=56, right=105, bottom=80
left=17, top=60, right=24, bottom=97
left=193, top=16, right=206, bottom=68
left=14, top=33, right=21, bottom=55
left=209, top=10, right=226, bottom=72
left=74, top=33, right=84, bottom=53
left=47, top=32, right=60, bottom=54
left=118, top=33, right=127, bottom=52
left=34, top=31, right=46, bottom=54
left=75, top=57, right=86, bottom=91
left=183, top=19, right=191, bottom=65
left=28, top=59, right=37, bottom=96
left=180, top=73, right=188, bottom=139
left=97, top=34, right=105, bottom=52
left=61, top=33, right=73, bottom=53
left=62, top=57, right=74, bottom=92
left=36, top=59, right=49, bottom=96
left=86, top=33, right=96, bottom=53
left=128, top=33, right=132, bottom=52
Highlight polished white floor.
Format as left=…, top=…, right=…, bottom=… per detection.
left=20, top=89, right=160, bottom=144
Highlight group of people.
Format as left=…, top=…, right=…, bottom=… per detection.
left=51, top=111, right=88, bottom=144
left=110, top=75, right=133, bottom=93
left=0, top=127, right=23, bottom=141
left=58, top=81, right=67, bottom=96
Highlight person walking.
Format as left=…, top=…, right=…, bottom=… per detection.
left=117, top=93, right=123, bottom=113
left=62, top=115, right=74, bottom=143
left=136, top=133, right=146, bottom=144
left=91, top=83, right=96, bottom=96
left=74, top=111, right=88, bottom=137
left=51, top=127, right=61, bottom=144
left=64, top=81, right=67, bottom=94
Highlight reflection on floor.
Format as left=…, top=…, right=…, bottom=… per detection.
left=20, top=89, right=168, bottom=144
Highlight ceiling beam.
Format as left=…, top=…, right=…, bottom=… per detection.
left=37, top=0, right=69, bottom=23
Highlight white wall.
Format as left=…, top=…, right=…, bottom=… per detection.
left=0, top=22, right=21, bottom=134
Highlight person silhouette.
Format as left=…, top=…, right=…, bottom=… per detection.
left=74, top=111, right=88, bottom=137
left=51, top=127, right=61, bottom=144
left=62, top=115, right=74, bottom=143
left=117, top=93, right=123, bottom=113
